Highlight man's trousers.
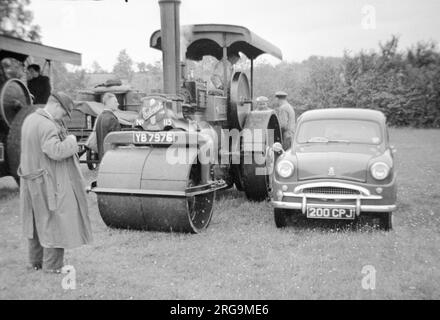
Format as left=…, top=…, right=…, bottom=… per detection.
left=28, top=214, right=64, bottom=271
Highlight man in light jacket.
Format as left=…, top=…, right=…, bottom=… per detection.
left=19, top=92, right=93, bottom=273
left=275, top=91, right=296, bottom=149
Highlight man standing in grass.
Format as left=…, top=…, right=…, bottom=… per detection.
left=19, top=92, right=93, bottom=273
left=275, top=91, right=295, bottom=149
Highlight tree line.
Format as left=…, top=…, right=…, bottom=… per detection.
left=2, top=1, right=440, bottom=127
left=253, top=36, right=440, bottom=128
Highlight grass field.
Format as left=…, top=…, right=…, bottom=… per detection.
left=0, top=128, right=439, bottom=299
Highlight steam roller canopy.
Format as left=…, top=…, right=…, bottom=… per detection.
left=96, top=146, right=214, bottom=233
left=229, top=72, right=251, bottom=130
left=0, top=79, right=32, bottom=129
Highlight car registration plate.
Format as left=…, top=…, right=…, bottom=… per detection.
left=133, top=132, right=177, bottom=144
left=0, top=143, right=4, bottom=162
left=307, top=207, right=355, bottom=220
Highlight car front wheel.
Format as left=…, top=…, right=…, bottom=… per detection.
left=379, top=212, right=393, bottom=231
left=274, top=208, right=289, bottom=228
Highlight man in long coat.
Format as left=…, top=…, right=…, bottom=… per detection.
left=19, top=92, right=93, bottom=273
left=274, top=91, right=296, bottom=149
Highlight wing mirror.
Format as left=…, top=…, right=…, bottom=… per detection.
left=272, top=142, right=284, bottom=154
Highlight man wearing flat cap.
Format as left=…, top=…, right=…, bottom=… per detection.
left=19, top=92, right=93, bottom=273
left=275, top=91, right=295, bottom=149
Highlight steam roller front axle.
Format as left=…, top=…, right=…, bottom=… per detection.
left=93, top=146, right=216, bottom=233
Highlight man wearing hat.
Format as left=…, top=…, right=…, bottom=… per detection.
left=275, top=91, right=295, bottom=149
left=19, top=92, right=93, bottom=273
left=255, top=96, right=270, bottom=111
left=26, top=64, right=51, bottom=105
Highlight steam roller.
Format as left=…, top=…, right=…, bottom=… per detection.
left=92, top=113, right=222, bottom=233
left=89, top=0, right=284, bottom=233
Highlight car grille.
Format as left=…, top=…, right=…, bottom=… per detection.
left=302, top=187, right=360, bottom=195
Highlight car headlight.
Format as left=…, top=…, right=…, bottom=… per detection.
left=276, top=160, right=294, bottom=178
left=371, top=162, right=390, bottom=180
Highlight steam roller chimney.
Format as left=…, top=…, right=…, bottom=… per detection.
left=159, top=0, right=181, bottom=95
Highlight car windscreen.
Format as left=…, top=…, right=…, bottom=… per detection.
left=296, top=119, right=382, bottom=144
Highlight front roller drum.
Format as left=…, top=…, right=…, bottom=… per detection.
left=95, top=147, right=215, bottom=233
left=97, top=190, right=214, bottom=233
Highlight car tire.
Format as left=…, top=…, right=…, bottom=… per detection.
left=379, top=212, right=393, bottom=231
left=274, top=208, right=288, bottom=228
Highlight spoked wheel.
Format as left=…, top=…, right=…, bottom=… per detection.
left=187, top=164, right=200, bottom=222
left=229, top=72, right=251, bottom=130
left=186, top=164, right=215, bottom=232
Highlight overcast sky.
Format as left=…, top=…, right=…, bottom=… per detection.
left=28, top=0, right=440, bottom=71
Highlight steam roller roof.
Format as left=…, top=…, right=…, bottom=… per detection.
left=0, top=34, right=81, bottom=65
left=150, top=24, right=283, bottom=61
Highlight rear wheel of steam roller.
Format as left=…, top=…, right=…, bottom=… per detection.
left=231, top=164, right=244, bottom=191
left=242, top=152, right=270, bottom=201
left=6, top=105, right=38, bottom=184
left=241, top=114, right=281, bottom=202
left=230, top=133, right=244, bottom=191
left=229, top=72, right=251, bottom=130
left=240, top=132, right=274, bottom=202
